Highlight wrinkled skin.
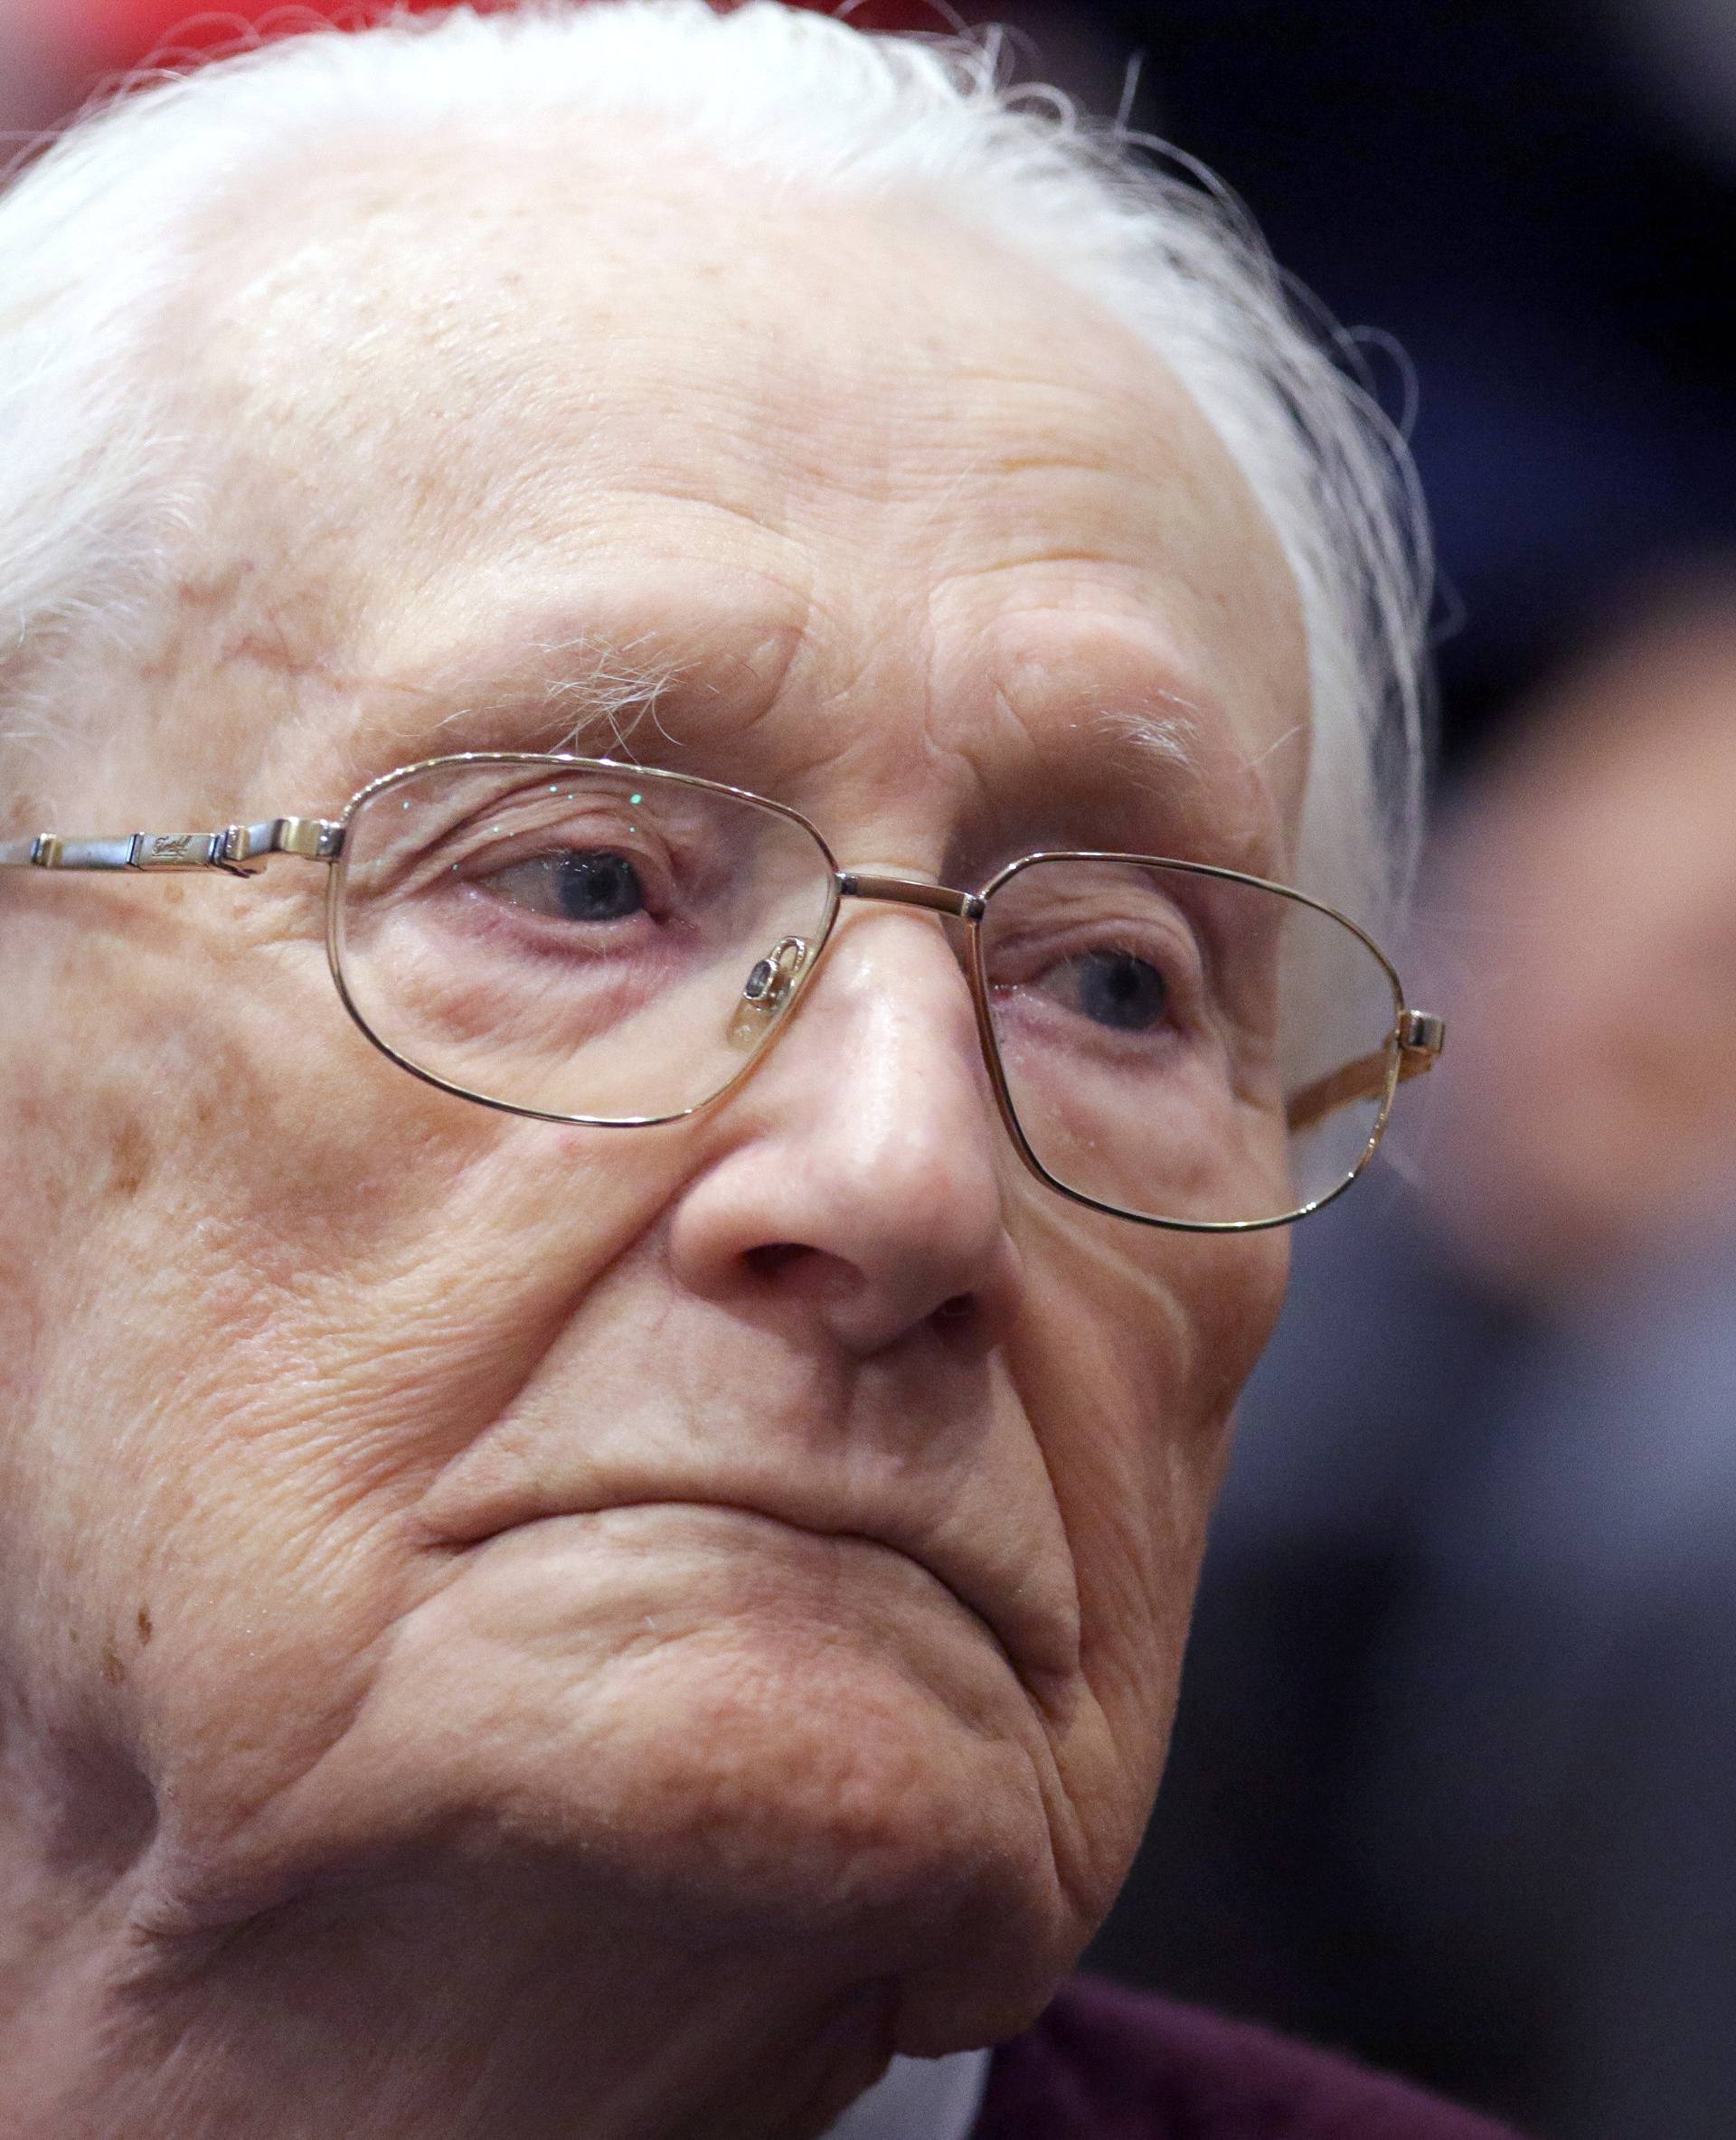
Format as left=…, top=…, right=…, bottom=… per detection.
left=0, top=136, right=1303, bottom=2140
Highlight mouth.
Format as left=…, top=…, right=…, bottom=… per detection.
left=435, top=1494, right=1069, bottom=1694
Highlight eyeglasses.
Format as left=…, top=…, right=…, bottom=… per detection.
left=0, top=751, right=1443, bottom=1231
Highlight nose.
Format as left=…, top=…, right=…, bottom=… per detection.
left=665, top=911, right=1016, bottom=1356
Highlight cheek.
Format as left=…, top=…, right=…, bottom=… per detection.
left=1013, top=1209, right=1288, bottom=1890
left=3, top=916, right=703, bottom=1844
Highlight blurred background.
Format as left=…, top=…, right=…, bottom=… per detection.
left=5, top=3, right=1732, bottom=2135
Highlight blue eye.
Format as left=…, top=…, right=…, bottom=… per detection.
left=553, top=852, right=643, bottom=920
left=488, top=850, right=646, bottom=922
left=1064, top=949, right=1169, bottom=1032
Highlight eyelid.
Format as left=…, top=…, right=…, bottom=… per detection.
left=994, top=899, right=1242, bottom=1065
left=383, top=787, right=689, bottom=899
left=992, top=901, right=1207, bottom=979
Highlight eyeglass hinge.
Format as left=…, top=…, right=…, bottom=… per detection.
left=215, top=817, right=344, bottom=872
left=276, top=816, right=344, bottom=862
left=1397, top=1009, right=1446, bottom=1061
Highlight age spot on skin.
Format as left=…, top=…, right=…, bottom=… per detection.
left=100, top=1639, right=124, bottom=1687
left=137, top=1606, right=154, bottom=1645
left=107, top=1117, right=153, bottom=1200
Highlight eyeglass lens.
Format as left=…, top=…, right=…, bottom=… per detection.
left=977, top=855, right=1401, bottom=1225
left=334, top=759, right=838, bottom=1125
left=333, top=759, right=1401, bottom=1226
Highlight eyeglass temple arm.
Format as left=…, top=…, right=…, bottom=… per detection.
left=1286, top=1010, right=1447, bottom=1135
left=0, top=817, right=344, bottom=876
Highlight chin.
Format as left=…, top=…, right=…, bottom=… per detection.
left=192, top=1509, right=1080, bottom=2016
left=473, top=1647, right=1084, bottom=2052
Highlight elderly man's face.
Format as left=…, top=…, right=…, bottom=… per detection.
left=1, top=143, right=1302, bottom=2044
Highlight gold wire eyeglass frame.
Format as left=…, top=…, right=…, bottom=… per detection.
left=0, top=750, right=1446, bottom=1233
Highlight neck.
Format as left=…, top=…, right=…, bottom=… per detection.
left=3, top=1857, right=896, bottom=2140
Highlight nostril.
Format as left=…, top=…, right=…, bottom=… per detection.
left=926, top=1291, right=984, bottom=1355
left=743, top=1241, right=810, bottom=1281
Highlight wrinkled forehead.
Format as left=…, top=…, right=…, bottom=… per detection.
left=156, top=133, right=1307, bottom=856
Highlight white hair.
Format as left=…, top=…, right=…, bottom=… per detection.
left=0, top=0, right=1430, bottom=925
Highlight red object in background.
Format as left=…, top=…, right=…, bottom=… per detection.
left=64, top=1, right=463, bottom=72
left=62, top=0, right=939, bottom=76
left=5, top=0, right=946, bottom=146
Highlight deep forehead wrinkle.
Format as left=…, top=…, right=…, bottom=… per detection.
left=179, top=145, right=1308, bottom=867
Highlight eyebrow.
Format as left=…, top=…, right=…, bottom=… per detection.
left=341, top=620, right=1292, bottom=877
left=365, top=634, right=687, bottom=763
left=1082, top=703, right=1294, bottom=879
left=1099, top=705, right=1202, bottom=773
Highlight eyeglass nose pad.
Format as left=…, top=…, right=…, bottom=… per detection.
left=728, top=935, right=812, bottom=1050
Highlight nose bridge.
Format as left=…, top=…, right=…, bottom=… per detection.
left=767, top=890, right=994, bottom=1136
left=673, top=878, right=1014, bottom=1355
left=816, top=877, right=999, bottom=1113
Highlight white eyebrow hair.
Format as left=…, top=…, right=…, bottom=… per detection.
left=1087, top=702, right=1291, bottom=871
left=544, top=640, right=687, bottom=758
left=420, top=632, right=686, bottom=757
left=1093, top=705, right=1207, bottom=773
